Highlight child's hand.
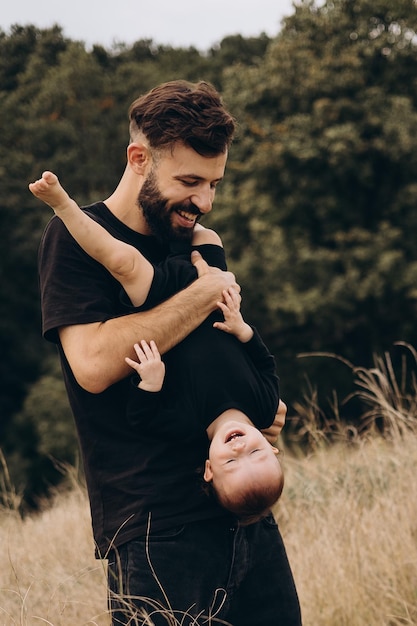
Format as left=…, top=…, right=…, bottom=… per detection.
left=213, top=287, right=253, bottom=343
left=125, top=340, right=165, bottom=392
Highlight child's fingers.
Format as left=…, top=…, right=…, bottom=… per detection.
left=216, top=300, right=228, bottom=314
left=133, top=342, right=147, bottom=362
left=125, top=356, right=140, bottom=372
left=217, top=295, right=238, bottom=317
left=224, top=287, right=240, bottom=309
left=213, top=320, right=232, bottom=334
left=133, top=340, right=161, bottom=363
left=140, top=339, right=161, bottom=361
left=139, top=339, right=153, bottom=356
left=148, top=339, right=161, bottom=359
left=221, top=289, right=235, bottom=310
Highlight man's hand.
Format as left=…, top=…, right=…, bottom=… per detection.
left=191, top=250, right=241, bottom=297
left=60, top=252, right=241, bottom=394
left=261, top=400, right=287, bottom=444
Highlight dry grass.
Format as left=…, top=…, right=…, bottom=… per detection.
left=0, top=485, right=109, bottom=625
left=2, top=346, right=417, bottom=625
left=1, top=436, right=417, bottom=625
left=275, top=435, right=417, bottom=625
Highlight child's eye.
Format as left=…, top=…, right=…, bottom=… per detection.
left=251, top=449, right=260, bottom=455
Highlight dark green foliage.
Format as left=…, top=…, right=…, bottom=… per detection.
left=2, top=0, right=417, bottom=501
left=0, top=24, right=274, bottom=503
left=207, top=0, right=417, bottom=407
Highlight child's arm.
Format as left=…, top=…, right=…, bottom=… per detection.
left=29, top=171, right=153, bottom=307
left=125, top=339, right=165, bottom=392
left=213, top=287, right=254, bottom=343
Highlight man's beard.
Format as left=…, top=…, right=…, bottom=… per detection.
left=138, top=170, right=201, bottom=243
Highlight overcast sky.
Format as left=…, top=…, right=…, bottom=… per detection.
left=1, top=0, right=296, bottom=50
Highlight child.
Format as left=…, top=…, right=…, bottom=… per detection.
left=29, top=171, right=283, bottom=522
left=124, top=290, right=284, bottom=522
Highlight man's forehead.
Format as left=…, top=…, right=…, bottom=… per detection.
left=158, top=143, right=227, bottom=177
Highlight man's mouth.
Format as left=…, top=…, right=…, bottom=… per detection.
left=176, top=209, right=198, bottom=223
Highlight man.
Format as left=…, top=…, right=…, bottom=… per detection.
left=38, top=80, right=301, bottom=625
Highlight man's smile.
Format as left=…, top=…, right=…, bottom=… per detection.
left=176, top=209, right=198, bottom=223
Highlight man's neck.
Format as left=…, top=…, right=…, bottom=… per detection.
left=104, top=167, right=150, bottom=234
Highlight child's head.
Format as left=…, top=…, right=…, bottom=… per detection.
left=204, top=416, right=284, bottom=524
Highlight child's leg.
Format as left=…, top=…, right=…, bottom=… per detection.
left=29, top=171, right=154, bottom=307
left=29, top=171, right=75, bottom=213
left=192, top=224, right=223, bottom=247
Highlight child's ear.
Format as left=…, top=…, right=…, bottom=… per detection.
left=203, top=459, right=213, bottom=482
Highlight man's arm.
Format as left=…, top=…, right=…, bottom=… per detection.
left=60, top=252, right=239, bottom=393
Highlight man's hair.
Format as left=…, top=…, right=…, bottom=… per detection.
left=216, top=475, right=284, bottom=526
left=128, top=80, right=236, bottom=156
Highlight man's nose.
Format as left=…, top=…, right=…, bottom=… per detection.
left=191, top=187, right=214, bottom=214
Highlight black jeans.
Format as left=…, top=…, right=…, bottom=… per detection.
left=107, top=514, right=302, bottom=626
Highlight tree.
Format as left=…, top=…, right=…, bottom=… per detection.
left=1, top=25, right=277, bottom=501
left=207, top=0, right=417, bottom=411
left=0, top=27, right=72, bottom=439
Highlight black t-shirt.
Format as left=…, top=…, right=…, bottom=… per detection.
left=39, top=202, right=231, bottom=554
left=127, top=324, right=279, bottom=440
left=122, top=242, right=279, bottom=440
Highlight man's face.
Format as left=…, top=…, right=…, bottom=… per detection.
left=138, top=143, right=227, bottom=242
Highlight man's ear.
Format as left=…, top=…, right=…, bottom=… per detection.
left=203, top=459, right=213, bottom=483
left=127, top=142, right=151, bottom=174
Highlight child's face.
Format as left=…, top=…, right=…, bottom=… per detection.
left=204, top=421, right=281, bottom=498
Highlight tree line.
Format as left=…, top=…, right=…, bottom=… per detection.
left=1, top=0, right=417, bottom=506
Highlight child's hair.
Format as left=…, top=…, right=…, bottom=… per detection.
left=203, top=469, right=284, bottom=525
left=215, top=475, right=284, bottom=526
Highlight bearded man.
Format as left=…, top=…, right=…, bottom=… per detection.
left=38, top=80, right=301, bottom=626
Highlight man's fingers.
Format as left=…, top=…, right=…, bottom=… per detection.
left=191, top=250, right=210, bottom=276
left=261, top=400, right=287, bottom=443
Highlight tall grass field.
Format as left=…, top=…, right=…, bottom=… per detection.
left=2, top=349, right=417, bottom=625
